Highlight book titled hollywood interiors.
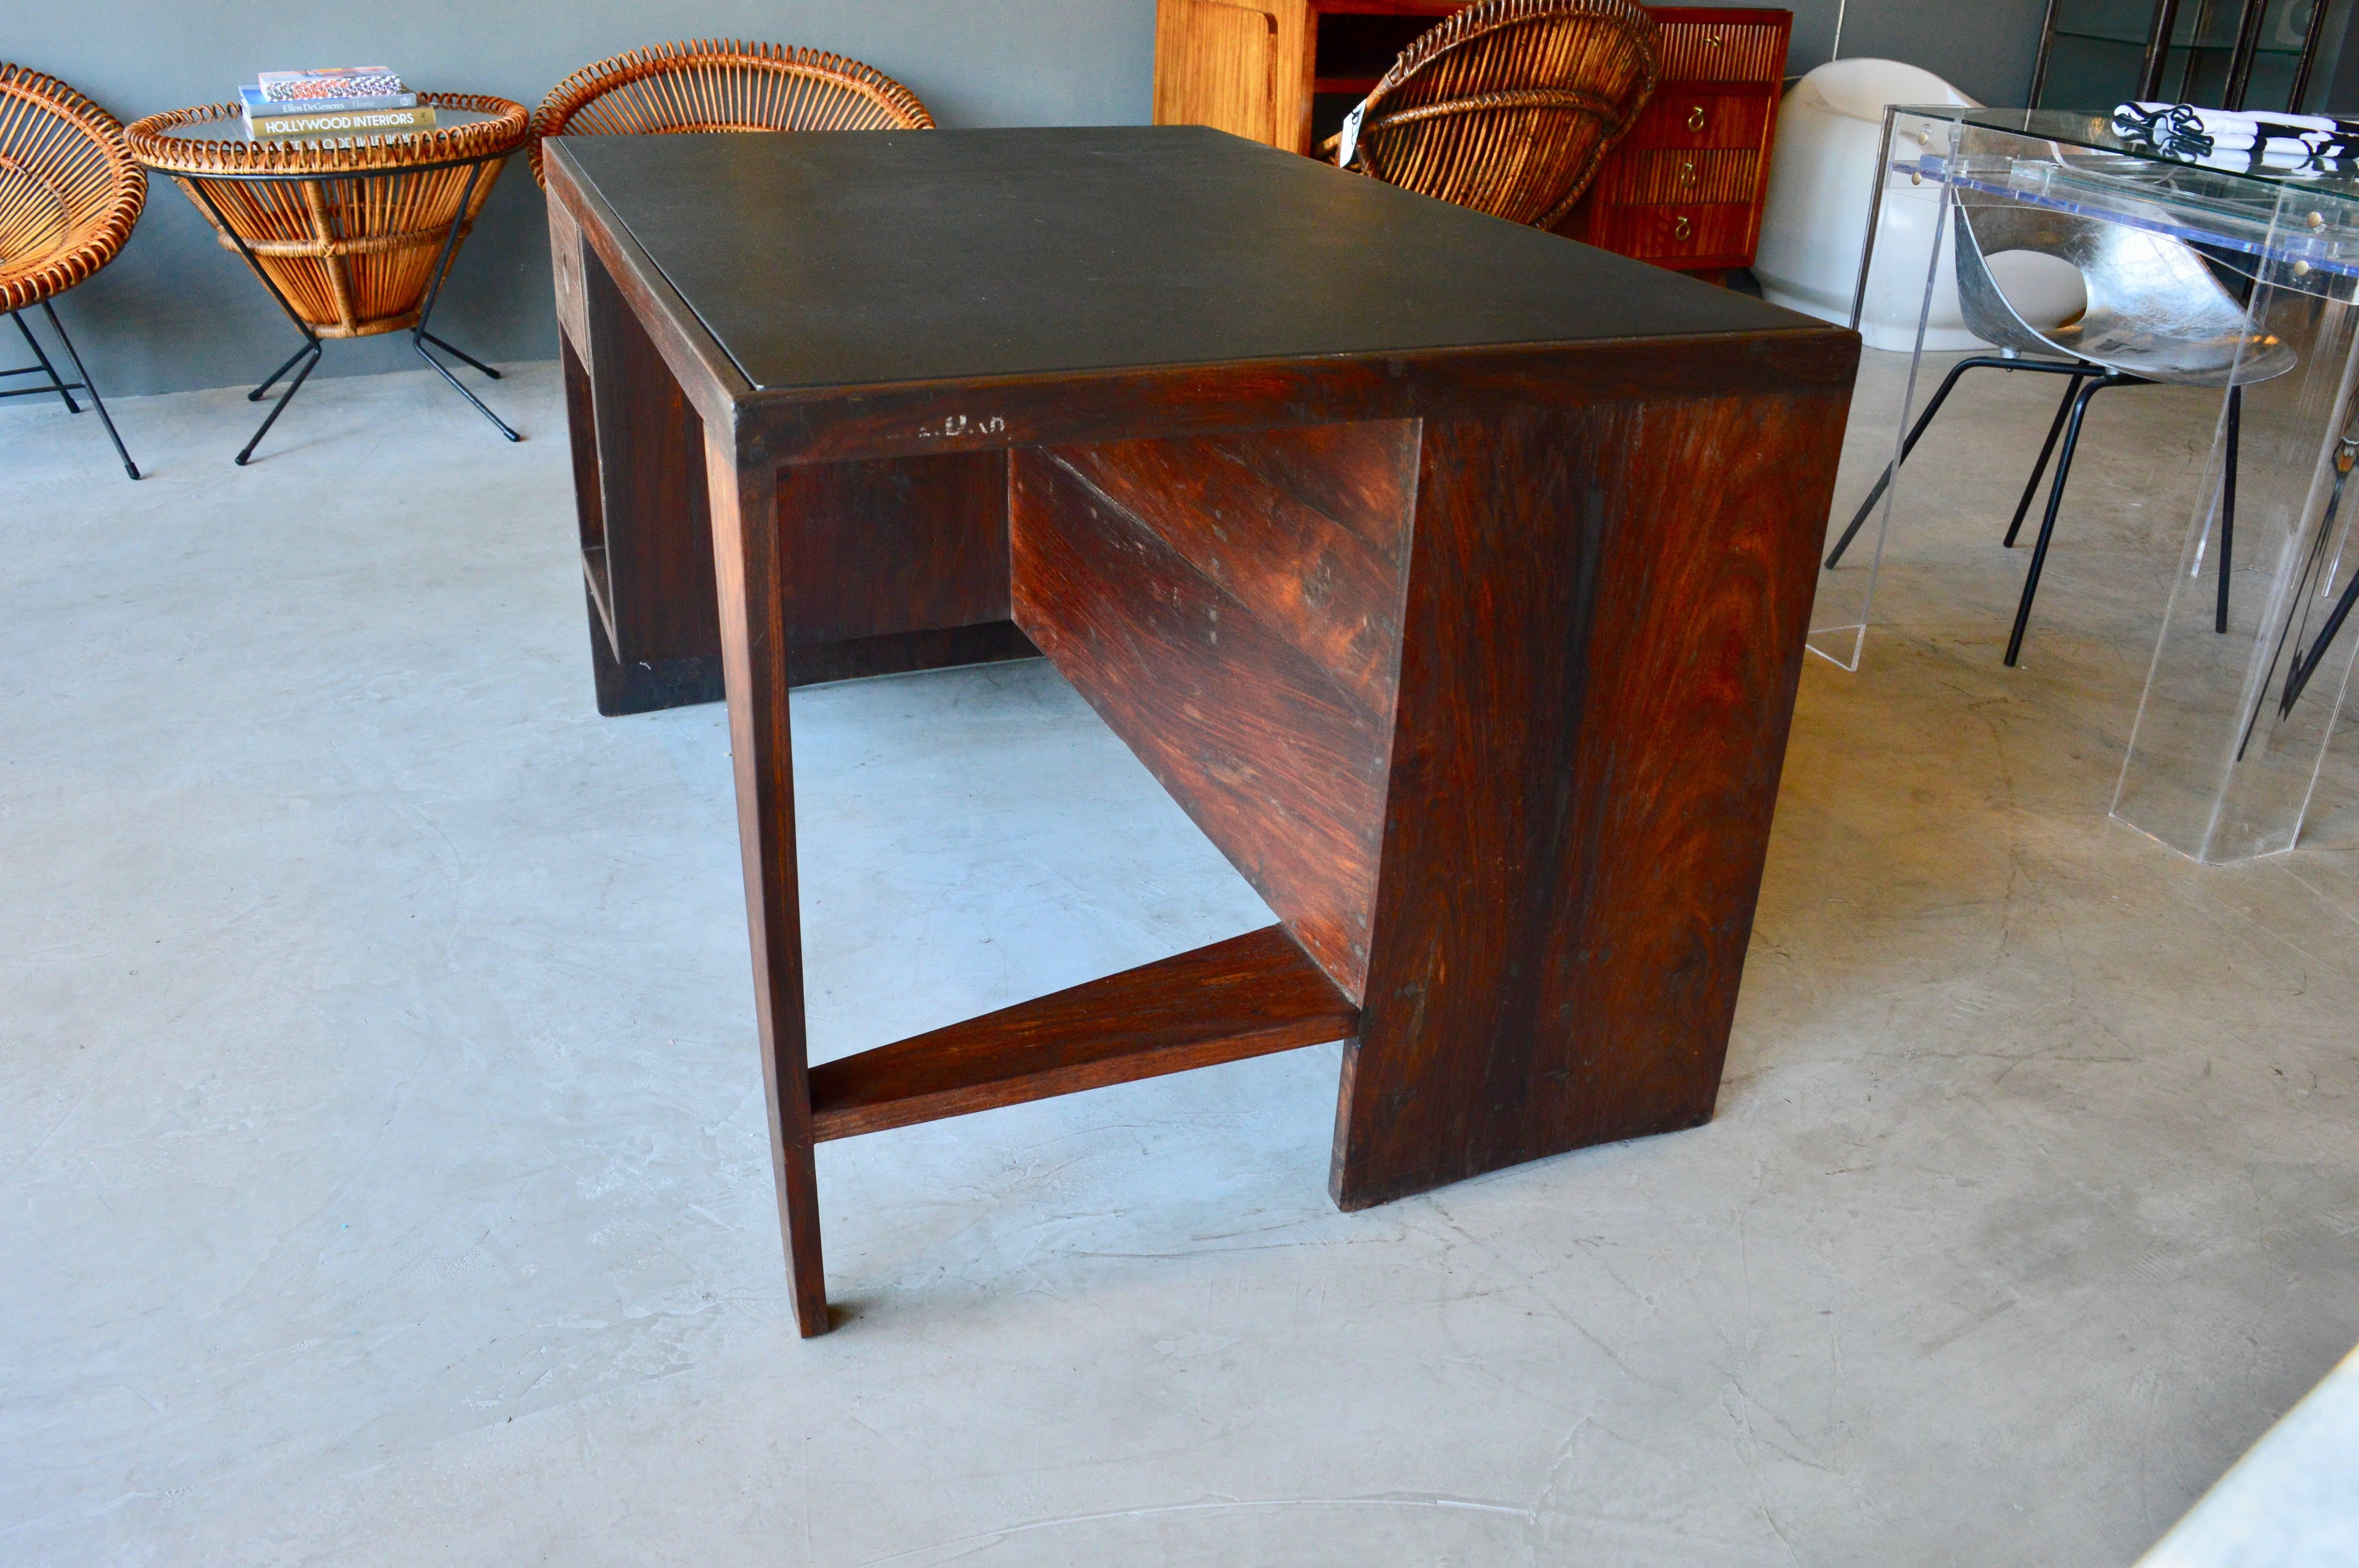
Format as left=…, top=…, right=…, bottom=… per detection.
left=247, top=103, right=438, bottom=139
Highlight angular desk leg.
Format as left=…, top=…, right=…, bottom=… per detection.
left=1331, top=399, right=1847, bottom=1208
left=704, top=428, right=829, bottom=1337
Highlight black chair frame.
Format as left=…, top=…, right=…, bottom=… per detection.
left=2, top=300, right=138, bottom=479
left=1824, top=353, right=2241, bottom=666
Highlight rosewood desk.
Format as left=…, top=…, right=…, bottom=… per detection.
left=542, top=126, right=1857, bottom=1336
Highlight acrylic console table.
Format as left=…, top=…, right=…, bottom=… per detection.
left=541, top=126, right=1858, bottom=1335
left=1833, top=107, right=2359, bottom=863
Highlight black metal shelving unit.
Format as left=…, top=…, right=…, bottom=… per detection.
left=2030, top=0, right=2353, bottom=112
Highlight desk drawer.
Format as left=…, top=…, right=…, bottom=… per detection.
left=1620, top=91, right=1771, bottom=151
left=1585, top=201, right=1755, bottom=261
left=1656, top=21, right=1787, bottom=81
left=1596, top=147, right=1759, bottom=205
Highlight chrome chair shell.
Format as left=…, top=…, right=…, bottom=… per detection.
left=1950, top=189, right=2296, bottom=387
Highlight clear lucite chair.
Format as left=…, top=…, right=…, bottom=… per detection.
left=1824, top=186, right=2297, bottom=664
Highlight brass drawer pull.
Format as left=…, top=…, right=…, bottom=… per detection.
left=1686, top=105, right=1707, bottom=132
left=1679, top=160, right=1698, bottom=185
left=1705, top=32, right=1723, bottom=45
left=1674, top=215, right=1692, bottom=239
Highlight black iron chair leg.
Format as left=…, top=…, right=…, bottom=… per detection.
left=1826, top=356, right=2097, bottom=569
left=2007, top=374, right=2134, bottom=666
left=412, top=336, right=522, bottom=441
left=401, top=163, right=518, bottom=443
left=236, top=341, right=323, bottom=466
left=2003, top=374, right=2088, bottom=548
left=2217, top=385, right=2241, bottom=635
left=417, top=330, right=503, bottom=380
left=2280, top=555, right=2359, bottom=719
left=40, top=302, right=139, bottom=480
left=1825, top=356, right=2000, bottom=568
left=248, top=340, right=316, bottom=403
left=11, top=309, right=81, bottom=414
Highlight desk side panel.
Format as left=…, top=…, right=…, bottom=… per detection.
left=1048, top=425, right=1413, bottom=716
left=774, top=452, right=1012, bottom=646
left=1010, top=434, right=1414, bottom=999
left=1332, top=383, right=1854, bottom=1207
left=585, top=243, right=724, bottom=666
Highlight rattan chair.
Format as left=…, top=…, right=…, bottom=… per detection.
left=0, top=63, right=144, bottom=479
left=1319, top=0, right=1657, bottom=229
left=529, top=40, right=934, bottom=187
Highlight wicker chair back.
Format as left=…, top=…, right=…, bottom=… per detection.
left=0, top=63, right=144, bottom=313
left=1320, top=0, right=1658, bottom=229
left=531, top=41, right=934, bottom=187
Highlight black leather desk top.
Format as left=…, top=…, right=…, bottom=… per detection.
left=556, top=125, right=1821, bottom=394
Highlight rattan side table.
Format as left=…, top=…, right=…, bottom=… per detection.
left=127, top=94, right=529, bottom=463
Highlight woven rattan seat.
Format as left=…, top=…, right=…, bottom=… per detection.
left=0, top=62, right=145, bottom=477
left=1320, top=0, right=1659, bottom=229
left=530, top=40, right=934, bottom=188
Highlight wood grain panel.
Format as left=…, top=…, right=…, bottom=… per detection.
left=810, top=925, right=1357, bottom=1140
left=1010, top=447, right=1395, bottom=998
left=1330, top=387, right=1853, bottom=1209
left=1048, top=425, right=1414, bottom=715
left=584, top=586, right=727, bottom=717
left=1210, top=419, right=1420, bottom=545
left=1154, top=0, right=1296, bottom=144
left=562, top=334, right=609, bottom=627
left=775, top=451, right=1011, bottom=647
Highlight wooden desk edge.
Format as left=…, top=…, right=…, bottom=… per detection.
left=730, top=326, right=1861, bottom=466
left=545, top=140, right=754, bottom=438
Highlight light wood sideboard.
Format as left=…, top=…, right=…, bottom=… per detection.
left=1151, top=0, right=1791, bottom=280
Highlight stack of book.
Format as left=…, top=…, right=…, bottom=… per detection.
left=240, top=68, right=435, bottom=141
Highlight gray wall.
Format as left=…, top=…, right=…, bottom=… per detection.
left=13, top=0, right=2039, bottom=398
left=1808, top=0, right=2053, bottom=106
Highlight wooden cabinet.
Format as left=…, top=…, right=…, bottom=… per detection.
left=1555, top=9, right=1790, bottom=278
left=1151, top=0, right=1791, bottom=278
left=1150, top=0, right=1318, bottom=147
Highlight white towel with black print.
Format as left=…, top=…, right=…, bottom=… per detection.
left=2113, top=102, right=2359, bottom=169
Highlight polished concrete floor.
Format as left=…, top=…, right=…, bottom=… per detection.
left=4, top=349, right=2356, bottom=1567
